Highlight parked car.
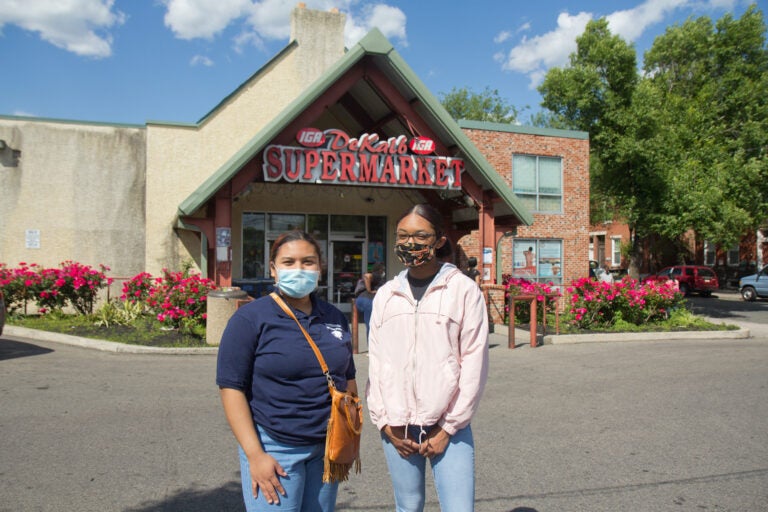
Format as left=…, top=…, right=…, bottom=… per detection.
left=642, top=265, right=719, bottom=296
left=0, top=290, right=5, bottom=336
left=739, top=264, right=768, bottom=301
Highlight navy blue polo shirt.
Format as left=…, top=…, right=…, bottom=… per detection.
left=216, top=293, right=356, bottom=445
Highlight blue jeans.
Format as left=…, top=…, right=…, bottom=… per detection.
left=381, top=424, right=475, bottom=512
left=355, top=295, right=373, bottom=333
left=238, top=426, right=338, bottom=511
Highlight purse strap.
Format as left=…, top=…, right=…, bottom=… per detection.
left=270, top=292, right=336, bottom=391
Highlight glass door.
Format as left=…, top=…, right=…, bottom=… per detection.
left=330, top=240, right=363, bottom=312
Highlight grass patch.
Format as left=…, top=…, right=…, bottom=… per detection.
left=7, top=312, right=208, bottom=348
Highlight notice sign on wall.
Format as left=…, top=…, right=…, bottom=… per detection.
left=25, top=229, right=40, bottom=249
left=262, top=128, right=463, bottom=190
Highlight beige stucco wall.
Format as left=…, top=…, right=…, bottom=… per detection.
left=0, top=118, right=146, bottom=279
left=143, top=6, right=347, bottom=275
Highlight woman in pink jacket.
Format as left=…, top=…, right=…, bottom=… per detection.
left=366, top=203, right=489, bottom=512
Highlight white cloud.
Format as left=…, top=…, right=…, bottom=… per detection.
left=163, top=0, right=407, bottom=48
left=0, top=0, right=125, bottom=58
left=494, top=30, right=511, bottom=44
left=163, top=0, right=251, bottom=39
left=497, top=0, right=740, bottom=89
left=501, top=10, right=591, bottom=86
left=190, top=54, right=214, bottom=66
left=606, top=0, right=688, bottom=42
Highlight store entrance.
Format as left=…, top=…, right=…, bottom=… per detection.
left=329, top=240, right=363, bottom=312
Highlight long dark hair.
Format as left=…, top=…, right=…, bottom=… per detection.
left=270, top=230, right=323, bottom=263
left=397, top=203, right=453, bottom=259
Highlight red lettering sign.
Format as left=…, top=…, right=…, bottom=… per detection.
left=262, top=129, right=462, bottom=190
left=409, top=137, right=435, bottom=155
left=296, top=128, right=325, bottom=147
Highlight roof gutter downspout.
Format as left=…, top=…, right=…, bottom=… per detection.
left=496, top=229, right=517, bottom=284
left=176, top=219, right=209, bottom=279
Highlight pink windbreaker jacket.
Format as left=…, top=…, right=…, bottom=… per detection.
left=365, top=263, right=489, bottom=435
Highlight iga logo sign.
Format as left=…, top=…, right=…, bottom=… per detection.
left=409, top=137, right=435, bottom=155
left=296, top=128, right=326, bottom=147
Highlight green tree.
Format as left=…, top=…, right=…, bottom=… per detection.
left=439, top=86, right=521, bottom=124
left=642, top=6, right=768, bottom=250
left=538, top=18, right=651, bottom=274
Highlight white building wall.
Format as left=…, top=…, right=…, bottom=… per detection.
left=0, top=118, right=146, bottom=278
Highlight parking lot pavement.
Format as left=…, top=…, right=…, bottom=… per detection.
left=2, top=327, right=768, bottom=512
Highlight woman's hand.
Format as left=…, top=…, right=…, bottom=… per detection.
left=383, top=425, right=420, bottom=458
left=248, top=453, right=287, bottom=505
left=418, top=426, right=450, bottom=458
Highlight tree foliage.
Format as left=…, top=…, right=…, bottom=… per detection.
left=538, top=6, right=768, bottom=262
left=439, top=86, right=521, bottom=124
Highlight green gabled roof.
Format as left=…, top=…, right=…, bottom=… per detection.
left=178, top=29, right=532, bottom=225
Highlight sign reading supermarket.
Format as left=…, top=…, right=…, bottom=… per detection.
left=262, top=128, right=463, bottom=190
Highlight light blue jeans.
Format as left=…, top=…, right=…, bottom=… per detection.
left=238, top=426, right=338, bottom=511
left=354, top=295, right=373, bottom=334
left=381, top=424, right=475, bottom=512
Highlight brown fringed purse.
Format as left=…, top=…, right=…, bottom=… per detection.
left=270, top=292, right=363, bottom=483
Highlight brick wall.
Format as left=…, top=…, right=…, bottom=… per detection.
left=459, top=124, right=590, bottom=318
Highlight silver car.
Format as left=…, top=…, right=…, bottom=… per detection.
left=739, top=265, right=768, bottom=301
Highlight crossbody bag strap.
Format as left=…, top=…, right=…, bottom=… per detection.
left=270, top=292, right=336, bottom=390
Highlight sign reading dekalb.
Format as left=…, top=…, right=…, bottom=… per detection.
left=262, top=128, right=463, bottom=190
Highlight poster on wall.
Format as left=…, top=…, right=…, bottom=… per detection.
left=513, top=242, right=537, bottom=278
left=537, top=240, right=562, bottom=278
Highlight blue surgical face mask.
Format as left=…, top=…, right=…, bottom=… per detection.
left=276, top=268, right=319, bottom=298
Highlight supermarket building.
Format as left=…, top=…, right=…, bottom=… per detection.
left=0, top=5, right=590, bottom=319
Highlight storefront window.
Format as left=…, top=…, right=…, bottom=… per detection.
left=241, top=212, right=387, bottom=305
left=330, top=215, right=365, bottom=237
left=512, top=239, right=562, bottom=285
left=242, top=213, right=266, bottom=278
left=367, top=216, right=387, bottom=270
left=512, top=155, right=562, bottom=213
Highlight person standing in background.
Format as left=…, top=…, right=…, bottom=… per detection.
left=354, top=262, right=386, bottom=335
left=462, top=256, right=481, bottom=285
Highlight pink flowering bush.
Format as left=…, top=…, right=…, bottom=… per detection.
left=120, top=272, right=155, bottom=305
left=502, top=275, right=561, bottom=324
left=0, top=261, right=112, bottom=315
left=144, top=269, right=216, bottom=330
left=566, top=277, right=684, bottom=330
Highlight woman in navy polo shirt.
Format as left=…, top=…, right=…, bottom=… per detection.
left=217, top=230, right=357, bottom=511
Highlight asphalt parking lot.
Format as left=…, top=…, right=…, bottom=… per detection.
left=1, top=293, right=767, bottom=511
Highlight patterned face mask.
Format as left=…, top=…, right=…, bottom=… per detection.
left=394, top=241, right=435, bottom=267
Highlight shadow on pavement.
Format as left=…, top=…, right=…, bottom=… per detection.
left=688, top=293, right=767, bottom=320
left=122, top=482, right=244, bottom=512
left=0, top=338, right=54, bottom=361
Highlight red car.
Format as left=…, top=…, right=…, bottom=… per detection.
left=642, top=265, right=719, bottom=297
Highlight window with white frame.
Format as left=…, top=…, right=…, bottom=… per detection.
left=611, top=237, right=622, bottom=267
left=512, top=155, right=562, bottom=213
left=703, top=240, right=715, bottom=266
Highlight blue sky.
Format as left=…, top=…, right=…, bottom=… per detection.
left=0, top=0, right=758, bottom=126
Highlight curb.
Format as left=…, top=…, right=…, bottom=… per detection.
left=3, top=325, right=219, bottom=355
left=4, top=323, right=755, bottom=354
left=543, top=327, right=751, bottom=345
